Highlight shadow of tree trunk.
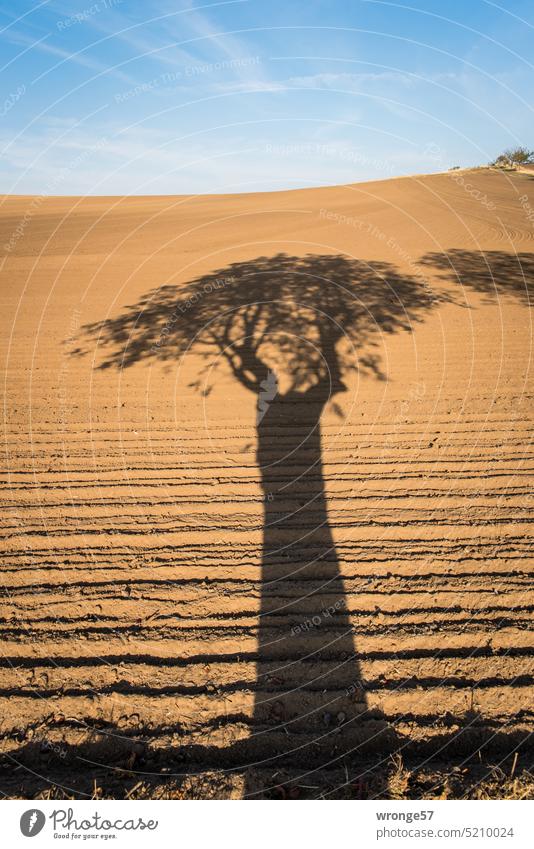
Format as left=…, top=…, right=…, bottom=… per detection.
left=243, top=386, right=394, bottom=796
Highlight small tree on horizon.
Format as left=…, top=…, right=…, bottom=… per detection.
left=492, top=146, right=534, bottom=167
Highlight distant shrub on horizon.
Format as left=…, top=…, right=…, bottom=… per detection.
left=491, top=146, right=534, bottom=168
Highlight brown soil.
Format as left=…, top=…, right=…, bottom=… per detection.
left=1, top=167, right=532, bottom=798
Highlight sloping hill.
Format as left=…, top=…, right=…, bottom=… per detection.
left=1, top=168, right=532, bottom=798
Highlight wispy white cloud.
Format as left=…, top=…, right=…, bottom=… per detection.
left=211, top=79, right=286, bottom=93
left=43, top=0, right=266, bottom=90
left=287, top=70, right=417, bottom=89
left=5, top=27, right=135, bottom=83
left=163, top=1, right=272, bottom=88
left=285, top=69, right=465, bottom=90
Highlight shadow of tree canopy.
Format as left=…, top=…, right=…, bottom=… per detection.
left=74, top=252, right=450, bottom=796
left=419, top=249, right=534, bottom=306
left=79, top=252, right=447, bottom=388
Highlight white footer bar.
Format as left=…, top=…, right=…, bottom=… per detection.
left=4, top=799, right=533, bottom=849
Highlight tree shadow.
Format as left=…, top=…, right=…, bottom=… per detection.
left=3, top=715, right=531, bottom=799
left=419, top=249, right=534, bottom=306
left=74, top=253, right=449, bottom=795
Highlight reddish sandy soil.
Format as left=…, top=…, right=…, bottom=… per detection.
left=0, top=167, right=533, bottom=799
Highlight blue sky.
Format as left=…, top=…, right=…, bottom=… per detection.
left=1, top=0, right=533, bottom=194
